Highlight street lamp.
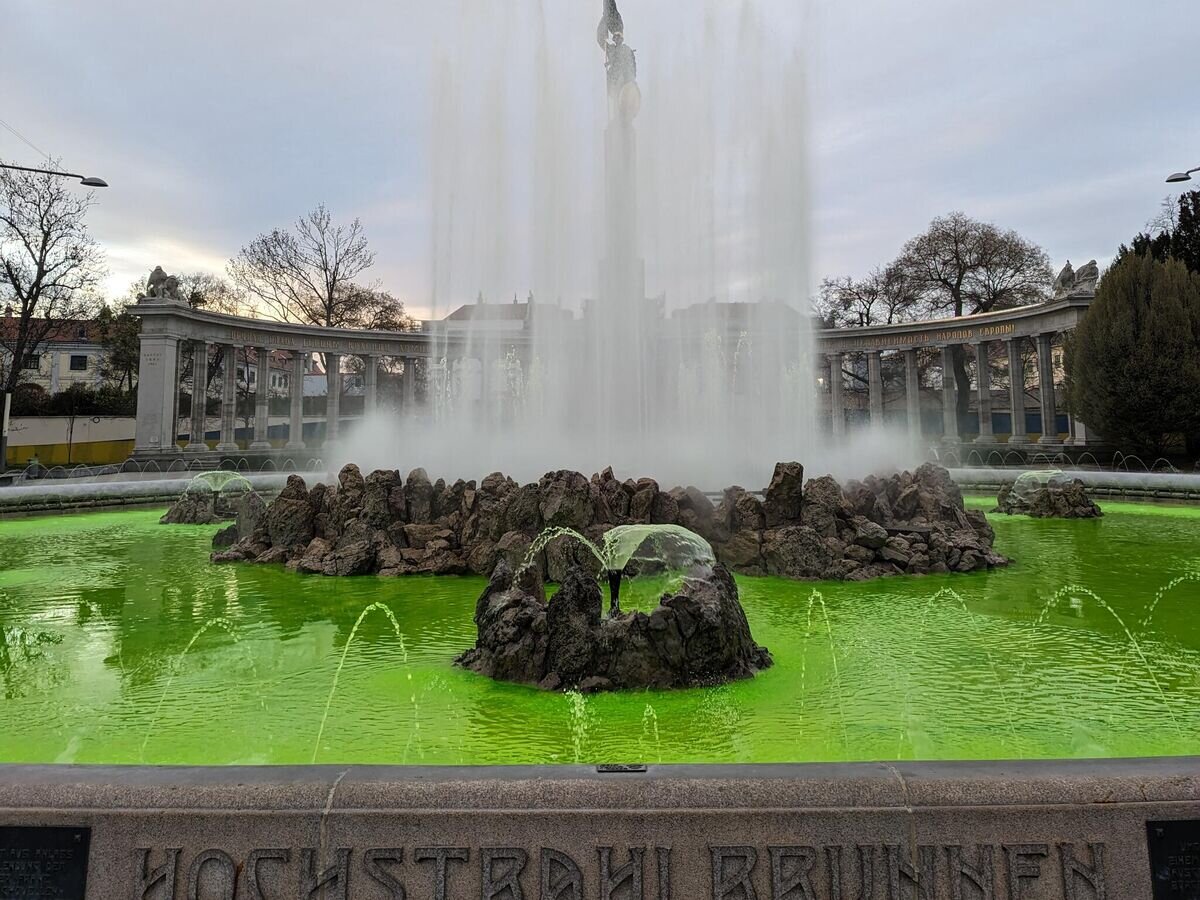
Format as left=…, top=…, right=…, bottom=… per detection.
left=0, top=162, right=107, bottom=476
left=0, top=162, right=108, bottom=187
left=1166, top=167, right=1200, bottom=184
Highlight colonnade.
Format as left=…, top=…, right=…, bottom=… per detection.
left=825, top=332, right=1089, bottom=447
left=170, top=341, right=421, bottom=454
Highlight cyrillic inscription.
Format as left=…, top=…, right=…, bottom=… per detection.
left=1147, top=820, right=1200, bottom=899
left=0, top=826, right=90, bottom=900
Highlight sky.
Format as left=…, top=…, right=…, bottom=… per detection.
left=2, top=0, right=1197, bottom=319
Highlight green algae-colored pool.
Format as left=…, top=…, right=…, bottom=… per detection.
left=1, top=499, right=1198, bottom=766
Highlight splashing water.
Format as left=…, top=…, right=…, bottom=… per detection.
left=312, top=603, right=408, bottom=764
left=1031, top=585, right=1181, bottom=735
left=641, top=704, right=662, bottom=763
left=798, top=590, right=848, bottom=755
left=566, top=690, right=592, bottom=764
left=522, top=524, right=715, bottom=576
left=141, top=617, right=240, bottom=762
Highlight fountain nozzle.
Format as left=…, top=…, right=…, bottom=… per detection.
left=607, top=569, right=623, bottom=617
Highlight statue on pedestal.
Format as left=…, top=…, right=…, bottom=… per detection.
left=597, top=0, right=639, bottom=121
left=1052, top=259, right=1101, bottom=299
left=137, top=266, right=184, bottom=303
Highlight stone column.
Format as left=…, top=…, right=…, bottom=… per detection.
left=867, top=350, right=884, bottom=425
left=904, top=348, right=921, bottom=440
left=186, top=340, right=209, bottom=453
left=828, top=353, right=845, bottom=438
left=973, top=341, right=994, bottom=444
left=216, top=344, right=239, bottom=453
left=1036, top=333, right=1058, bottom=444
left=941, top=345, right=959, bottom=443
left=251, top=345, right=272, bottom=450
left=479, top=353, right=493, bottom=419
left=286, top=352, right=306, bottom=450
left=403, top=357, right=417, bottom=409
left=1006, top=339, right=1029, bottom=445
left=363, top=354, right=378, bottom=417
left=326, top=353, right=342, bottom=444
left=133, top=335, right=182, bottom=456
left=1067, top=416, right=1093, bottom=448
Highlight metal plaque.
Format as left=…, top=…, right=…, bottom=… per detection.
left=0, top=826, right=90, bottom=900
left=1148, top=820, right=1200, bottom=899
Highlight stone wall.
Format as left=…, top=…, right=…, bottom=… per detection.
left=210, top=462, right=1007, bottom=581
left=0, top=759, right=1195, bottom=899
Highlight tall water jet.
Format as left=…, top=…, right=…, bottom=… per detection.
left=350, top=1, right=815, bottom=487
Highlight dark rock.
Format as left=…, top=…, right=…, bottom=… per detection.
left=996, top=477, right=1103, bottom=519
left=405, top=468, right=435, bottom=524
left=235, top=491, right=267, bottom=541
left=761, top=526, right=832, bottom=579
left=267, top=496, right=314, bottom=551
left=457, top=563, right=771, bottom=692
left=763, top=461, right=805, bottom=527
left=650, top=490, right=680, bottom=525
left=715, top=530, right=762, bottom=573
left=628, top=480, right=659, bottom=523
left=362, top=470, right=400, bottom=528
left=211, top=524, right=239, bottom=549
left=296, top=538, right=333, bottom=575
left=496, top=530, right=534, bottom=572
left=852, top=518, right=889, bottom=550
left=404, top=523, right=456, bottom=550
left=539, top=470, right=593, bottom=530
left=278, top=474, right=308, bottom=502
left=160, top=492, right=221, bottom=525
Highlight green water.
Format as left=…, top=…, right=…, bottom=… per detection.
left=1, top=499, right=1198, bottom=766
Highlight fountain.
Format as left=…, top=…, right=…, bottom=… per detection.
left=995, top=470, right=1104, bottom=518
left=159, top=471, right=257, bottom=525
left=455, top=556, right=773, bottom=693
left=522, top=522, right=716, bottom=614
left=344, top=0, right=816, bottom=489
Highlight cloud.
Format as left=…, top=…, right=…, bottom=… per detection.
left=2, top=0, right=1197, bottom=313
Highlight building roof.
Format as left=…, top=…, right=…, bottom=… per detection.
left=0, top=313, right=104, bottom=344
left=445, top=302, right=533, bottom=322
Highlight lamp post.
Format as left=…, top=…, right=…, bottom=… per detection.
left=0, top=163, right=108, bottom=188
left=0, top=163, right=107, bottom=474
left=1166, top=167, right=1200, bottom=184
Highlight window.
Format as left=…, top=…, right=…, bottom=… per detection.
left=69, top=355, right=88, bottom=371
left=21, top=353, right=40, bottom=370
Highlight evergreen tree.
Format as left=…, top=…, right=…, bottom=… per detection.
left=1115, top=190, right=1200, bottom=272
left=1065, top=253, right=1200, bottom=457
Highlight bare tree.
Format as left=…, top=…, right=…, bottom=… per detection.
left=816, top=264, right=919, bottom=328
left=178, top=271, right=252, bottom=315
left=229, top=204, right=410, bottom=330
left=894, top=212, right=1052, bottom=417
left=1, top=160, right=105, bottom=466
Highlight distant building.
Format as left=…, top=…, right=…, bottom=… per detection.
left=0, top=310, right=106, bottom=394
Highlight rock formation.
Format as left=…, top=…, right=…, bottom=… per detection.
left=455, top=561, right=772, bottom=692
left=209, top=461, right=1007, bottom=581
left=996, top=478, right=1103, bottom=519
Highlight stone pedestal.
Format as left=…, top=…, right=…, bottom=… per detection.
left=133, top=336, right=184, bottom=456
